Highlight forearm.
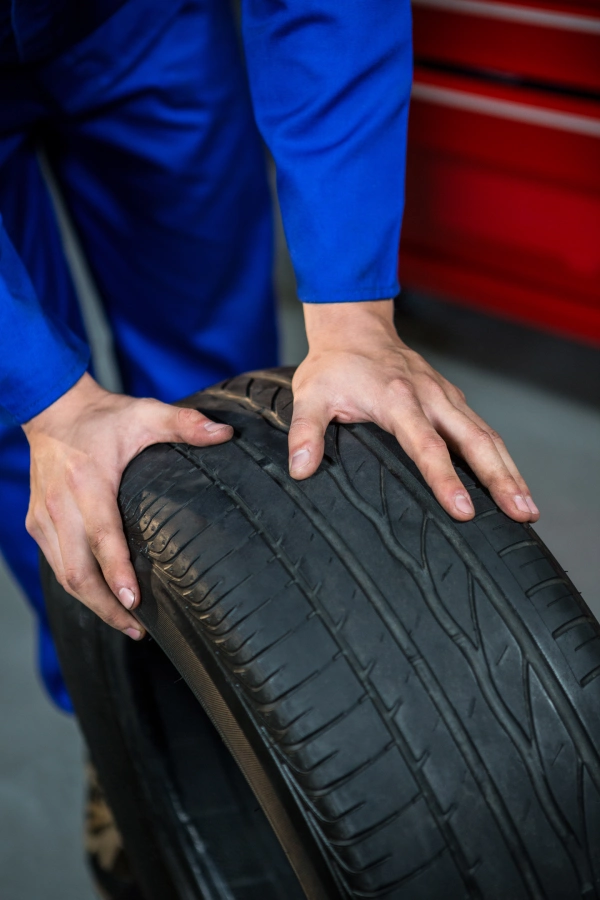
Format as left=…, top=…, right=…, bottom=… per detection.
left=243, top=0, right=412, bottom=305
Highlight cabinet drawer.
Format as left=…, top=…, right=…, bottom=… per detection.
left=412, top=0, right=600, bottom=93
left=400, top=68, right=600, bottom=343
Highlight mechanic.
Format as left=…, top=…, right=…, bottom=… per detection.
left=0, top=0, right=539, bottom=889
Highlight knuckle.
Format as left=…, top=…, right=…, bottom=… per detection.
left=101, top=606, right=125, bottom=630
left=88, top=526, right=111, bottom=556
left=64, top=458, right=87, bottom=493
left=436, top=472, right=464, bottom=492
left=423, top=378, right=447, bottom=402
left=487, top=472, right=517, bottom=494
left=63, top=565, right=92, bottom=595
left=417, top=434, right=447, bottom=456
left=468, top=427, right=495, bottom=449
left=177, top=406, right=202, bottom=427
left=388, top=377, right=415, bottom=401
left=134, top=396, right=157, bottom=415
left=25, top=510, right=41, bottom=538
left=44, top=489, right=62, bottom=521
left=487, top=428, right=505, bottom=446
left=440, top=376, right=465, bottom=403
left=131, top=397, right=157, bottom=429
left=290, top=416, right=317, bottom=434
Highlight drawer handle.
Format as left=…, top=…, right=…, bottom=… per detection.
left=412, top=81, right=600, bottom=137
left=412, top=0, right=600, bottom=35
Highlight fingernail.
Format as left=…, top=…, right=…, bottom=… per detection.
left=525, top=496, right=539, bottom=516
left=204, top=421, right=230, bottom=433
left=514, top=494, right=530, bottom=514
left=124, top=627, right=143, bottom=641
left=455, top=492, right=474, bottom=515
left=290, top=448, right=310, bottom=475
left=118, top=587, right=135, bottom=609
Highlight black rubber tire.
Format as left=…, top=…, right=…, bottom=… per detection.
left=43, top=367, right=600, bottom=900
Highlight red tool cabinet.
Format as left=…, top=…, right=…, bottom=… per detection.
left=400, top=0, right=600, bottom=344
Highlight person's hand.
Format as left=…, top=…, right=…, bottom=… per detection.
left=289, top=299, right=539, bottom=524
left=23, top=373, right=233, bottom=639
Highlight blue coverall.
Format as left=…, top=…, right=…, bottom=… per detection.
left=0, top=0, right=412, bottom=710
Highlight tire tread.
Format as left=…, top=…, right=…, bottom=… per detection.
left=119, top=370, right=600, bottom=900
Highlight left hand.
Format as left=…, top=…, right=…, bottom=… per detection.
left=289, top=299, right=539, bottom=524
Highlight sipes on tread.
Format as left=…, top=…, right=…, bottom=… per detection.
left=115, top=368, right=600, bottom=900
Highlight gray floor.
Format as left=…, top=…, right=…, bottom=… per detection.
left=0, top=563, right=95, bottom=900
left=1, top=233, right=599, bottom=898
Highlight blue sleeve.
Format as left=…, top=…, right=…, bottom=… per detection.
left=0, top=216, right=90, bottom=425
left=242, top=0, right=412, bottom=303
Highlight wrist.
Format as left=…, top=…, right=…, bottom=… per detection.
left=302, top=299, right=397, bottom=352
left=22, top=373, right=107, bottom=438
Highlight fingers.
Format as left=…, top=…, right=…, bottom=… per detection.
left=30, top=480, right=145, bottom=639
left=424, top=396, right=539, bottom=522
left=48, top=494, right=145, bottom=639
left=148, top=403, right=233, bottom=448
left=288, top=394, right=330, bottom=480
left=76, top=489, right=141, bottom=611
left=381, top=390, right=478, bottom=521
left=288, top=370, right=537, bottom=526
left=26, top=506, right=65, bottom=585
left=451, top=405, right=539, bottom=521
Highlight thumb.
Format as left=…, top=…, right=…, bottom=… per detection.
left=152, top=403, right=233, bottom=448
left=288, top=395, right=330, bottom=480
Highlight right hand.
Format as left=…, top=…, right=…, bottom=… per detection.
left=290, top=300, right=540, bottom=524
left=23, top=373, right=233, bottom=640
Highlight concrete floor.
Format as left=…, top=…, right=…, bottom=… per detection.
left=1, top=235, right=599, bottom=898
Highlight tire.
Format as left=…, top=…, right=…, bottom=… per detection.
left=43, top=367, right=600, bottom=900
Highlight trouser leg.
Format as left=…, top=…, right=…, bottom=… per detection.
left=46, top=0, right=278, bottom=403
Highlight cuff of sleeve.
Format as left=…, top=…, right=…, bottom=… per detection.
left=298, top=282, right=400, bottom=304
left=11, top=351, right=90, bottom=425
